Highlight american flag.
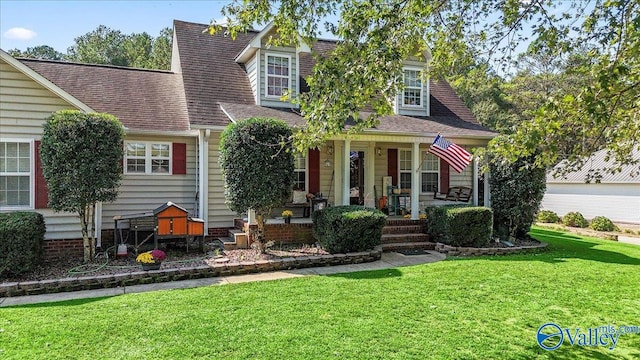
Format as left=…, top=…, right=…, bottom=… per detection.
left=428, top=134, right=472, bottom=173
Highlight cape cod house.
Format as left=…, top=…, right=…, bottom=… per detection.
left=0, top=20, right=495, bottom=257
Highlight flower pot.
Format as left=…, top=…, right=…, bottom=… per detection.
left=284, top=217, right=291, bottom=224
left=141, top=262, right=161, bottom=271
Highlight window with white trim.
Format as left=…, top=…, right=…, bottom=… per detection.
left=124, top=142, right=171, bottom=174
left=403, top=69, right=422, bottom=106
left=0, top=141, right=32, bottom=208
left=399, top=150, right=412, bottom=189
left=293, top=152, right=306, bottom=191
left=421, top=151, right=439, bottom=193
left=266, top=54, right=290, bottom=97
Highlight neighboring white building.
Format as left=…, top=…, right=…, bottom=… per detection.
left=541, top=149, right=640, bottom=224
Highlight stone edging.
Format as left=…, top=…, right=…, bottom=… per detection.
left=435, top=241, right=547, bottom=256
left=0, top=247, right=382, bottom=298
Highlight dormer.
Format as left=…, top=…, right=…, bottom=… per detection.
left=235, top=23, right=311, bottom=108
left=393, top=50, right=431, bottom=117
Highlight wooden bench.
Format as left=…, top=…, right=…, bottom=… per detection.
left=433, top=186, right=472, bottom=202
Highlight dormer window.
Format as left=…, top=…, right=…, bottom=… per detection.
left=403, top=69, right=422, bottom=107
left=266, top=54, right=291, bottom=97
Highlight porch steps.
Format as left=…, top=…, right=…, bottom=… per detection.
left=217, top=229, right=248, bottom=251
left=380, top=220, right=435, bottom=252
left=382, top=242, right=436, bottom=252
left=381, top=233, right=429, bottom=244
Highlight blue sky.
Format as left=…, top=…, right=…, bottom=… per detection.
left=0, top=1, right=228, bottom=52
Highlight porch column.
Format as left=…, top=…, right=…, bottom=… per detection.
left=366, top=142, right=376, bottom=208
left=484, top=170, right=491, bottom=207
left=473, top=157, right=479, bottom=206
left=411, top=141, right=420, bottom=220
left=334, top=141, right=343, bottom=206
left=198, top=129, right=210, bottom=228
left=95, top=202, right=102, bottom=249
left=342, top=139, right=351, bottom=205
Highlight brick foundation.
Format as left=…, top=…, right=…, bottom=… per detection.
left=43, top=239, right=84, bottom=262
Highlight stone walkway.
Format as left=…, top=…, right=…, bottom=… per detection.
left=0, top=251, right=445, bottom=307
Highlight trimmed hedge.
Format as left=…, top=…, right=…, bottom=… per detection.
left=562, top=212, right=588, bottom=228
left=590, top=216, right=618, bottom=232
left=0, top=211, right=46, bottom=277
left=537, top=210, right=560, bottom=223
left=312, top=206, right=386, bottom=253
left=425, top=205, right=493, bottom=247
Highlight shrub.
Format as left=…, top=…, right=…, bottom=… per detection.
left=489, top=154, right=546, bottom=240
left=0, top=212, right=46, bottom=277
left=424, top=204, right=469, bottom=241
left=589, top=216, right=619, bottom=232
left=312, top=206, right=386, bottom=253
left=537, top=210, right=560, bottom=223
left=562, top=212, right=588, bottom=228
left=446, top=207, right=494, bottom=247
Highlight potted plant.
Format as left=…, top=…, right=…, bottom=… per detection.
left=282, top=209, right=293, bottom=224
left=136, top=249, right=166, bottom=271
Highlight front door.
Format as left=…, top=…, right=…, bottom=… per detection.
left=349, top=151, right=365, bottom=205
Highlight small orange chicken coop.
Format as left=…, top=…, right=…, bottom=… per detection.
left=113, top=202, right=205, bottom=253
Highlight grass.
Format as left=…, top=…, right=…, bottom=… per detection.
left=1, top=227, right=639, bottom=359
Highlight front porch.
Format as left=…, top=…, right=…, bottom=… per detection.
left=218, top=217, right=435, bottom=252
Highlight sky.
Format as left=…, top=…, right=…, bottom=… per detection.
left=0, top=0, right=229, bottom=52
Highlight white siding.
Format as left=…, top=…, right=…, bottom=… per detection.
left=541, top=183, right=640, bottom=224
left=101, top=135, right=198, bottom=228
left=0, top=60, right=82, bottom=240
left=246, top=54, right=258, bottom=104
left=318, top=142, right=336, bottom=206
left=207, top=133, right=238, bottom=228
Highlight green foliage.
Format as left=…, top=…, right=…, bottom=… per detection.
left=424, top=204, right=469, bottom=241
left=65, top=25, right=173, bottom=69
left=589, top=216, right=618, bottom=232
left=215, top=1, right=639, bottom=172
left=446, top=207, right=493, bottom=247
left=219, top=118, right=294, bottom=215
left=536, top=210, right=560, bottom=223
left=425, top=205, right=492, bottom=247
left=41, top=110, right=124, bottom=261
left=489, top=154, right=546, bottom=240
left=312, top=205, right=386, bottom=253
left=7, top=45, right=64, bottom=60
left=0, top=212, right=46, bottom=277
left=562, top=212, right=588, bottom=228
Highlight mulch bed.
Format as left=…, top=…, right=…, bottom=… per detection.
left=2, top=242, right=329, bottom=284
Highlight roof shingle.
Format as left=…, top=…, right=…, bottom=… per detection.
left=20, top=59, right=190, bottom=132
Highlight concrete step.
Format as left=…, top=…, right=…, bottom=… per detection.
left=228, top=229, right=248, bottom=249
left=217, top=237, right=237, bottom=251
left=381, top=233, right=430, bottom=244
left=382, top=242, right=436, bottom=252
left=382, top=225, right=423, bottom=234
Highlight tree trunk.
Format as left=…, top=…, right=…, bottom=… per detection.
left=79, top=204, right=96, bottom=262
left=255, top=213, right=266, bottom=253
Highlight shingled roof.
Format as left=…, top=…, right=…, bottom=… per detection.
left=173, top=20, right=491, bottom=137
left=20, top=59, right=190, bottom=132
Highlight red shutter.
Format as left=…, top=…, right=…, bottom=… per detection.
left=34, top=141, right=49, bottom=209
left=387, top=148, right=398, bottom=185
left=308, top=148, right=320, bottom=193
left=439, top=158, right=450, bottom=192
left=172, top=143, right=187, bottom=175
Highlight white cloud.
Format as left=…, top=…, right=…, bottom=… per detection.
left=3, top=27, right=37, bottom=40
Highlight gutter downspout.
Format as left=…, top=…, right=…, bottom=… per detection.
left=199, top=129, right=211, bottom=231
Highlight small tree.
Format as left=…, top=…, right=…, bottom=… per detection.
left=41, top=110, right=124, bottom=262
left=489, top=153, right=546, bottom=241
left=219, top=118, right=294, bottom=252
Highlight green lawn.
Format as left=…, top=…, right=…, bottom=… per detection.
left=1, top=227, right=639, bottom=359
